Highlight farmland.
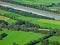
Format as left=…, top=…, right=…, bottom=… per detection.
left=12, top=0, right=60, bottom=12
left=0, top=29, right=45, bottom=45
left=0, top=16, right=16, bottom=24
left=0, top=9, right=60, bottom=29
left=36, top=36, right=60, bottom=45
left=0, top=9, right=60, bottom=45
left=13, top=0, right=60, bottom=5
left=0, top=1, right=60, bottom=16
left=0, top=0, right=60, bottom=45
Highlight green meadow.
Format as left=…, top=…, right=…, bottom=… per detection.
left=12, top=0, right=60, bottom=13
left=0, top=30, right=60, bottom=45
left=0, top=6, right=60, bottom=45
left=36, top=36, right=60, bottom=45
left=13, top=0, right=60, bottom=5
left=0, top=29, right=45, bottom=45
left=0, top=16, right=16, bottom=24
left=0, top=9, right=60, bottom=29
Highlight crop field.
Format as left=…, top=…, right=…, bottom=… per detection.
left=0, top=1, right=60, bottom=16
left=0, top=16, right=9, bottom=21
left=0, top=0, right=60, bottom=45
left=0, top=29, right=45, bottom=45
left=0, top=9, right=60, bottom=29
left=12, top=0, right=60, bottom=12
left=0, top=9, right=60, bottom=45
left=0, top=29, right=60, bottom=45
left=0, top=30, right=60, bottom=45
left=13, top=0, right=60, bottom=5
left=0, top=16, right=16, bottom=24
left=36, top=36, right=60, bottom=45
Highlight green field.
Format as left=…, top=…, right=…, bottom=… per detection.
left=12, top=0, right=60, bottom=13
left=13, top=0, right=60, bottom=5
left=0, top=0, right=60, bottom=45
left=0, top=29, right=45, bottom=45
left=0, top=12, right=60, bottom=45
left=0, top=30, right=60, bottom=45
left=0, top=5, right=60, bottom=45
left=36, top=36, right=60, bottom=45
left=0, top=16, right=16, bottom=24
left=49, top=36, right=60, bottom=42
left=0, top=9, right=60, bottom=45
left=0, top=9, right=60, bottom=29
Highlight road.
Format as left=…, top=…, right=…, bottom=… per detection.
left=0, top=4, right=60, bottom=20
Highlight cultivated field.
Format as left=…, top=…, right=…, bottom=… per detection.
left=0, top=0, right=60, bottom=45
left=13, top=0, right=60, bottom=5
left=12, top=0, right=60, bottom=13
left=0, top=16, right=16, bottom=24
left=36, top=36, right=60, bottom=45
left=0, top=9, right=60, bottom=29
left=0, top=9, right=60, bottom=45
left=0, top=30, right=45, bottom=45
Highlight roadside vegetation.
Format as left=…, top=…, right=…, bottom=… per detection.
left=13, top=0, right=60, bottom=13
left=1, top=0, right=60, bottom=14
left=0, top=9, right=60, bottom=45
left=0, top=9, right=60, bottom=29
left=0, top=0, right=60, bottom=45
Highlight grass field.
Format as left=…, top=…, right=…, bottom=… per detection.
left=0, top=0, right=60, bottom=45
left=0, top=16, right=9, bottom=21
left=0, top=9, right=60, bottom=29
left=0, top=30, right=60, bottom=45
left=0, top=9, right=60, bottom=45
left=0, top=1, right=60, bottom=16
left=49, top=36, right=60, bottom=42
left=0, top=29, right=45, bottom=45
left=13, top=0, right=60, bottom=5
left=0, top=16, right=16, bottom=24
left=12, top=0, right=60, bottom=13
left=0, top=10, right=60, bottom=45
left=36, top=36, right=60, bottom=45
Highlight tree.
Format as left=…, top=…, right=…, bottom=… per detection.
left=0, top=33, right=8, bottom=40
left=13, top=42, right=18, bottom=45
left=41, top=39, right=50, bottom=45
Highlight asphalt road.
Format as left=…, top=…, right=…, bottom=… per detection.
left=0, top=4, right=60, bottom=20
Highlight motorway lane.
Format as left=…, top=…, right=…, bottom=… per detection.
left=0, top=4, right=60, bottom=20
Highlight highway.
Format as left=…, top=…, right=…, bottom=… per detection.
left=0, top=4, right=60, bottom=20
